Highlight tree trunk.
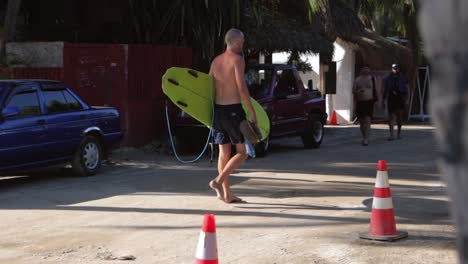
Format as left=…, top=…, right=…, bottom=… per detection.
left=321, top=0, right=338, bottom=42
left=1, top=0, right=22, bottom=62
left=403, top=2, right=419, bottom=110
left=380, top=7, right=389, bottom=37
left=418, top=1, right=468, bottom=263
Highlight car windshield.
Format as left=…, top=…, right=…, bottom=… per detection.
left=245, top=68, right=274, bottom=99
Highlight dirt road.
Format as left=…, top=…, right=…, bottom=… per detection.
left=0, top=124, right=456, bottom=263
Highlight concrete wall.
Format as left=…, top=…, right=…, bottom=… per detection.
left=6, top=42, right=64, bottom=67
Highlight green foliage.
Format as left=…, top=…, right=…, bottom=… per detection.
left=305, top=0, right=416, bottom=37
left=307, top=0, right=324, bottom=13
left=287, top=51, right=313, bottom=73
left=306, top=0, right=421, bottom=63
left=128, top=0, right=272, bottom=62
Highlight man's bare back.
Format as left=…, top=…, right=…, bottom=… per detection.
left=210, top=52, right=244, bottom=105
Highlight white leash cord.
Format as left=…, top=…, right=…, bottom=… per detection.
left=164, top=76, right=215, bottom=163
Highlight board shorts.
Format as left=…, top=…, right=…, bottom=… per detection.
left=388, top=97, right=405, bottom=114
left=356, top=100, right=374, bottom=119
left=213, top=103, right=246, bottom=145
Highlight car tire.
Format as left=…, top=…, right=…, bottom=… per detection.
left=72, top=136, right=103, bottom=176
left=302, top=114, right=324, bottom=148
left=255, top=136, right=270, bottom=157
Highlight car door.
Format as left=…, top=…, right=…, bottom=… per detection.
left=40, top=83, right=91, bottom=159
left=0, top=83, right=47, bottom=169
left=270, top=68, right=305, bottom=136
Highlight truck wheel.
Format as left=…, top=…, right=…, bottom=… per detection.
left=302, top=114, right=324, bottom=148
left=255, top=136, right=270, bottom=157
left=72, top=136, right=103, bottom=176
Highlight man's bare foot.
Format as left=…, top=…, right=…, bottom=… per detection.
left=209, top=180, right=224, bottom=201
left=224, top=195, right=245, bottom=204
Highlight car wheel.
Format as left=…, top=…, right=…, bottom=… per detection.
left=72, top=136, right=103, bottom=176
left=302, top=114, right=324, bottom=148
left=255, top=136, right=270, bottom=157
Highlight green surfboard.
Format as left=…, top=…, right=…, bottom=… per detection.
left=162, top=67, right=270, bottom=141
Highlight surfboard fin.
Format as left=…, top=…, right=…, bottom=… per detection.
left=188, top=70, right=198, bottom=78
left=176, top=101, right=188, bottom=107
left=168, top=78, right=179, bottom=85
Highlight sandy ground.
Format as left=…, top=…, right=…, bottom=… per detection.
left=0, top=124, right=457, bottom=264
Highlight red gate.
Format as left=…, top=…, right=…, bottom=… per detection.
left=8, top=43, right=192, bottom=146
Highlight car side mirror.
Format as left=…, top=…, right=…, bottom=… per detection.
left=1, top=106, right=20, bottom=119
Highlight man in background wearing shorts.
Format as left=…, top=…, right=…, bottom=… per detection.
left=383, top=64, right=408, bottom=140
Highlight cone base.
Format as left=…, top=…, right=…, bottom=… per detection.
left=359, top=230, right=408, bottom=242
left=195, top=259, right=218, bottom=264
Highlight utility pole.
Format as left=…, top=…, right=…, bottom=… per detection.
left=419, top=1, right=468, bottom=263
left=1, top=0, right=22, bottom=62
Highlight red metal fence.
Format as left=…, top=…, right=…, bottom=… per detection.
left=2, top=43, right=192, bottom=147
left=127, top=45, right=192, bottom=146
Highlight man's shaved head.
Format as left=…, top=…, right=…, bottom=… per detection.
left=225, top=28, right=244, bottom=47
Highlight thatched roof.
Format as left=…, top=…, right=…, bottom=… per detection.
left=351, top=30, right=412, bottom=71
left=328, top=0, right=366, bottom=41
left=327, top=0, right=412, bottom=71
left=241, top=7, right=334, bottom=56
left=239, top=1, right=411, bottom=71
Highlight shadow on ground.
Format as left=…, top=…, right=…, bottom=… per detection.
left=0, top=125, right=450, bottom=227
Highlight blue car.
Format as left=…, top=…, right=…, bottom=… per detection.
left=0, top=80, right=122, bottom=176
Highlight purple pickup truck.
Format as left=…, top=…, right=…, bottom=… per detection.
left=174, top=64, right=327, bottom=157
left=246, top=64, right=327, bottom=156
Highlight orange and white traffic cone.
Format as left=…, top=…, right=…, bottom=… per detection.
left=195, top=214, right=218, bottom=264
left=359, top=160, right=408, bottom=241
left=329, top=110, right=338, bottom=125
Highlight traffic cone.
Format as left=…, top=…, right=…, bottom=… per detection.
left=359, top=160, right=408, bottom=241
left=329, top=110, right=338, bottom=125
left=195, top=214, right=218, bottom=264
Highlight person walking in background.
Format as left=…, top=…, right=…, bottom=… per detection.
left=383, top=64, right=409, bottom=141
left=353, top=65, right=377, bottom=146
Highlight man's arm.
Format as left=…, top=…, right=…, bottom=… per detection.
left=401, top=75, right=410, bottom=104
left=352, top=81, right=358, bottom=106
left=382, top=77, right=389, bottom=109
left=382, top=77, right=389, bottom=101
left=234, top=56, right=257, bottom=126
left=352, top=80, right=357, bottom=95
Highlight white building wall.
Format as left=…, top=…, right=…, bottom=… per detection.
left=327, top=38, right=357, bottom=124
left=271, top=43, right=356, bottom=124
left=272, top=52, right=320, bottom=90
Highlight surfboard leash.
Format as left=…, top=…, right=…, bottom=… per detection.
left=164, top=75, right=215, bottom=164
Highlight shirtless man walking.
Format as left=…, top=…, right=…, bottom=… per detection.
left=209, top=28, right=257, bottom=204
left=352, top=65, right=376, bottom=146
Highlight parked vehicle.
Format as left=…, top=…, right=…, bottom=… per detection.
left=0, top=80, right=122, bottom=175
left=173, top=64, right=327, bottom=157
left=245, top=64, right=327, bottom=156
